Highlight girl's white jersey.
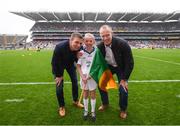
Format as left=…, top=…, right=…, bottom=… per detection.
left=77, top=47, right=96, bottom=75
left=77, top=47, right=97, bottom=91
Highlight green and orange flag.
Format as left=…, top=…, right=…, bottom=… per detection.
left=89, top=48, right=117, bottom=92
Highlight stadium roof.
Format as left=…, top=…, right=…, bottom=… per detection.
left=11, top=11, right=180, bottom=23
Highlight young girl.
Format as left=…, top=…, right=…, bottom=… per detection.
left=77, top=33, right=97, bottom=122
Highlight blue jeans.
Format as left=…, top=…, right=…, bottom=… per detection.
left=56, top=66, right=78, bottom=107
left=98, top=65, right=128, bottom=111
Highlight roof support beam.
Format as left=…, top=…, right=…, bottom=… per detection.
left=106, top=13, right=112, bottom=22
left=156, top=14, right=168, bottom=21
left=118, top=13, right=127, bottom=21
left=37, top=12, right=48, bottom=21
left=82, top=12, right=84, bottom=22
left=52, top=12, right=61, bottom=21
left=67, top=12, right=72, bottom=21
left=22, top=12, right=34, bottom=21
left=141, top=13, right=154, bottom=21
left=129, top=13, right=141, bottom=21
left=165, top=12, right=176, bottom=21
left=94, top=12, right=98, bottom=21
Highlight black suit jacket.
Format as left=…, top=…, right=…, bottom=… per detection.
left=97, top=36, right=134, bottom=80
left=51, top=40, right=78, bottom=77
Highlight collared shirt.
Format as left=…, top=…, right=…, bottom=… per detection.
left=105, top=44, right=117, bottom=67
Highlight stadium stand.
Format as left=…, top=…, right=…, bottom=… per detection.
left=11, top=12, right=180, bottom=49
left=0, top=34, right=28, bottom=49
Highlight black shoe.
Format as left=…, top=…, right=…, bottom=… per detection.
left=91, top=112, right=96, bottom=122
left=83, top=111, right=88, bottom=120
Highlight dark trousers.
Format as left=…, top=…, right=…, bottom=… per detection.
left=98, top=65, right=128, bottom=111
left=56, top=66, right=78, bottom=107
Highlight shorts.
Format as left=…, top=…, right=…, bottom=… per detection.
left=80, top=78, right=97, bottom=91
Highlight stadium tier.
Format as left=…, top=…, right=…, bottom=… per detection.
left=11, top=12, right=180, bottom=49
left=0, top=34, right=28, bottom=49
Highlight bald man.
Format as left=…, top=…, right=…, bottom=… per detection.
left=97, top=25, right=134, bottom=119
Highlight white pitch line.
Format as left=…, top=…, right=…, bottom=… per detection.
left=129, top=80, right=180, bottom=83
left=5, top=98, right=24, bottom=103
left=0, top=80, right=180, bottom=85
left=176, top=95, right=180, bottom=98
left=0, top=82, right=55, bottom=85
left=0, top=82, right=70, bottom=85
left=135, top=55, right=180, bottom=66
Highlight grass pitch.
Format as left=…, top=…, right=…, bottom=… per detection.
left=0, top=49, right=180, bottom=125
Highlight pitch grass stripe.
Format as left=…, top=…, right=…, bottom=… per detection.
left=135, top=55, right=180, bottom=66
left=0, top=80, right=180, bottom=85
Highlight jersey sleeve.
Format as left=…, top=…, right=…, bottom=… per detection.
left=77, top=50, right=84, bottom=65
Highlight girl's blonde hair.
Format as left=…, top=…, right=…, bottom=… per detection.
left=84, top=33, right=95, bottom=40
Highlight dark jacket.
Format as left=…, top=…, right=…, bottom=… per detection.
left=51, top=41, right=78, bottom=77
left=97, top=36, right=134, bottom=80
